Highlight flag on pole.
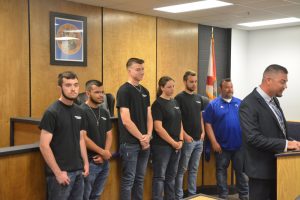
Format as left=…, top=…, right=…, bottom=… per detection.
left=206, top=27, right=217, bottom=100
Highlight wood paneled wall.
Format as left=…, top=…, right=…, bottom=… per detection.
left=0, top=0, right=29, bottom=147
left=0, top=0, right=227, bottom=197
left=0, top=0, right=199, bottom=147
left=103, top=8, right=157, bottom=103
left=157, top=18, right=198, bottom=95
left=30, top=0, right=102, bottom=117
left=0, top=151, right=46, bottom=199
left=14, top=123, right=40, bottom=145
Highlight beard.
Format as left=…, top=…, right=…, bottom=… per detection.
left=186, top=85, right=195, bottom=92
left=62, top=89, right=77, bottom=101
left=223, top=93, right=233, bottom=99
left=90, top=95, right=103, bottom=105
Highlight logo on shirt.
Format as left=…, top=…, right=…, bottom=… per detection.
left=142, top=94, right=147, bottom=98
left=195, top=101, right=201, bottom=104
left=101, top=117, right=107, bottom=120
left=74, top=116, right=82, bottom=119
left=220, top=105, right=224, bottom=109
left=174, top=106, right=180, bottom=109
left=235, top=104, right=239, bottom=107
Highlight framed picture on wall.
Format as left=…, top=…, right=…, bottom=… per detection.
left=50, top=12, right=87, bottom=66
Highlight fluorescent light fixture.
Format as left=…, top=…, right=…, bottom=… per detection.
left=63, top=30, right=83, bottom=33
left=55, top=37, right=79, bottom=41
left=238, top=17, right=300, bottom=27
left=154, top=0, right=232, bottom=13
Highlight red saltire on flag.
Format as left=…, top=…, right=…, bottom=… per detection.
left=206, top=29, right=217, bottom=100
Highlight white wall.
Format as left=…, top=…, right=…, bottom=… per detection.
left=231, top=29, right=249, bottom=98
left=231, top=26, right=300, bottom=121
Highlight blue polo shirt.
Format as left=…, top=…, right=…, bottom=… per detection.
left=203, top=96, right=242, bottom=151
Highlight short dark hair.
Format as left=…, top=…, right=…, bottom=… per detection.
left=126, top=57, right=144, bottom=68
left=58, top=71, right=78, bottom=86
left=85, top=80, right=103, bottom=91
left=263, top=64, right=288, bottom=77
left=219, top=78, right=231, bottom=88
left=183, top=70, right=197, bottom=81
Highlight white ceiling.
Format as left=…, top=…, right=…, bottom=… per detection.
left=68, top=0, right=300, bottom=30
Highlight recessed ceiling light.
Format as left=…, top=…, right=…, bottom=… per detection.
left=55, top=37, right=79, bottom=41
left=238, top=17, right=300, bottom=27
left=154, top=0, right=232, bottom=13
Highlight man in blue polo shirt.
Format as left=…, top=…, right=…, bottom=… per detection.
left=203, top=78, right=248, bottom=200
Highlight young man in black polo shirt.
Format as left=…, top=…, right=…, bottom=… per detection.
left=117, top=57, right=153, bottom=200
left=81, top=80, right=113, bottom=200
left=175, top=71, right=206, bottom=199
left=39, top=71, right=89, bottom=200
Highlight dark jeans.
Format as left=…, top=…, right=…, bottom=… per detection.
left=47, top=170, right=84, bottom=200
left=119, top=143, right=150, bottom=200
left=83, top=161, right=109, bottom=200
left=249, top=178, right=276, bottom=200
left=215, top=149, right=249, bottom=199
left=152, top=145, right=181, bottom=200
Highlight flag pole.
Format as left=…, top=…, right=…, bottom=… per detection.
left=206, top=26, right=217, bottom=100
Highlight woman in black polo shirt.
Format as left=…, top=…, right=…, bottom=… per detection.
left=151, top=76, right=184, bottom=200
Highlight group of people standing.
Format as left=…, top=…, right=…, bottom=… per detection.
left=39, top=74, right=112, bottom=200
left=38, top=57, right=206, bottom=200
left=39, top=56, right=300, bottom=200
left=117, top=58, right=206, bottom=200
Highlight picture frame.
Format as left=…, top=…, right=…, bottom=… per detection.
left=50, top=12, right=87, bottom=66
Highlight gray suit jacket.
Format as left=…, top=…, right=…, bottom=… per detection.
left=239, top=88, right=287, bottom=180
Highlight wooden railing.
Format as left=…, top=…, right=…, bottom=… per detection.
left=10, top=117, right=40, bottom=146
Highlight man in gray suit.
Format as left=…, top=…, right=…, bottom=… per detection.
left=239, top=64, right=300, bottom=200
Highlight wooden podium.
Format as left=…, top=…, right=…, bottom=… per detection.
left=276, top=151, right=300, bottom=200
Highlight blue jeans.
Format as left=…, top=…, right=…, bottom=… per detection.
left=175, top=140, right=203, bottom=199
left=152, top=145, right=181, bottom=200
left=215, top=149, right=249, bottom=199
left=119, top=143, right=150, bottom=200
left=83, top=161, right=109, bottom=200
left=47, top=170, right=84, bottom=200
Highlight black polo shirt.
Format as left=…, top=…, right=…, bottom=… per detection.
left=116, top=82, right=150, bottom=144
left=151, top=97, right=182, bottom=146
left=175, top=91, right=205, bottom=140
left=39, top=100, right=86, bottom=175
left=80, top=103, right=112, bottom=159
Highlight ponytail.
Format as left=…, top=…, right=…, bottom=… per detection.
left=156, top=87, right=163, bottom=98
